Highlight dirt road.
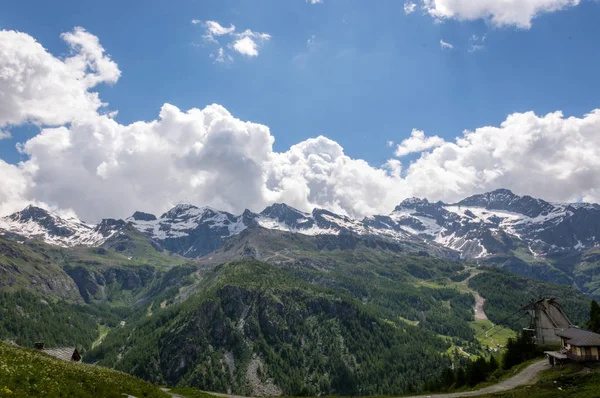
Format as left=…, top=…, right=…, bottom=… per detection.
left=197, top=360, right=548, bottom=398
left=402, top=359, right=548, bottom=398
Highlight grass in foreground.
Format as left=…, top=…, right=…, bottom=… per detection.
left=0, top=342, right=170, bottom=397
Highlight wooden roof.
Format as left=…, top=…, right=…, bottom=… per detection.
left=556, top=328, right=600, bottom=347
left=41, top=347, right=81, bottom=362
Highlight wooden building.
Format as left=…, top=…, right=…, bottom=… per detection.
left=34, top=342, right=81, bottom=362
left=545, top=328, right=600, bottom=365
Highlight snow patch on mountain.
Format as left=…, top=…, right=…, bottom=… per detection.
left=2, top=189, right=599, bottom=260
left=0, top=205, right=116, bottom=247
left=127, top=204, right=248, bottom=240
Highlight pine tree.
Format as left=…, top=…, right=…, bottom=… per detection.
left=455, top=367, right=466, bottom=387
left=487, top=355, right=499, bottom=375
left=586, top=300, right=600, bottom=333
left=502, top=338, right=517, bottom=370
left=441, top=368, right=455, bottom=390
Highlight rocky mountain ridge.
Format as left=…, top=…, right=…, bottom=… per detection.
left=2, top=189, right=599, bottom=262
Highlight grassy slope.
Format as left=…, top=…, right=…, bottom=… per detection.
left=0, top=341, right=170, bottom=398
left=0, top=237, right=82, bottom=302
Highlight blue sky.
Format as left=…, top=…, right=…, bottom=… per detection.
left=1, top=0, right=600, bottom=220
left=2, top=0, right=599, bottom=166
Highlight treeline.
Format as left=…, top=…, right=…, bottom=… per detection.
left=587, top=300, right=600, bottom=333
left=428, top=355, right=499, bottom=391
left=0, top=290, right=129, bottom=350
left=434, top=330, right=540, bottom=392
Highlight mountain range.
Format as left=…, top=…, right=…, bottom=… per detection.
left=3, top=189, right=600, bottom=257
left=2, top=189, right=599, bottom=296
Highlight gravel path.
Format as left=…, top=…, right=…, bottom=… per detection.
left=197, top=360, right=548, bottom=398
left=402, top=359, right=549, bottom=398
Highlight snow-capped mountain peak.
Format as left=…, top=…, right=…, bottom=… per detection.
left=456, top=189, right=554, bottom=218
left=0, top=206, right=117, bottom=247
left=2, top=189, right=599, bottom=260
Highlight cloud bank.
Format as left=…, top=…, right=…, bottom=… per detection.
left=420, top=0, right=580, bottom=28
left=1, top=28, right=600, bottom=223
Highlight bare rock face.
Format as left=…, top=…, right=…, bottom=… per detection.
left=245, top=354, right=282, bottom=397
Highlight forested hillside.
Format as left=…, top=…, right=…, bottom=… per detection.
left=87, top=260, right=453, bottom=396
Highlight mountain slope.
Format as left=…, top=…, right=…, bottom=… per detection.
left=0, top=341, right=170, bottom=398
left=0, top=236, right=82, bottom=301
left=87, top=259, right=452, bottom=396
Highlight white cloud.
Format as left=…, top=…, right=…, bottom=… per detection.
left=0, top=27, right=119, bottom=128
left=395, top=129, right=445, bottom=157
left=211, top=48, right=232, bottom=63
left=403, top=110, right=600, bottom=204
left=440, top=39, right=454, bottom=49
left=2, top=28, right=600, bottom=222
left=0, top=130, right=11, bottom=140
left=193, top=21, right=270, bottom=60
left=231, top=30, right=271, bottom=57
left=0, top=160, right=30, bottom=216
left=202, top=21, right=236, bottom=43
left=307, top=0, right=323, bottom=3
left=404, top=2, right=417, bottom=14
left=469, top=34, right=486, bottom=52
left=387, top=140, right=395, bottom=148
left=421, top=0, right=580, bottom=29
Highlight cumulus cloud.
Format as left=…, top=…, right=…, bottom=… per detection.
left=307, top=0, right=323, bottom=3
left=421, top=0, right=580, bottom=29
left=231, top=30, right=271, bottom=57
left=2, top=28, right=600, bottom=223
left=194, top=21, right=270, bottom=60
left=0, top=27, right=119, bottom=128
left=440, top=39, right=454, bottom=50
left=395, top=129, right=445, bottom=157
left=201, top=21, right=236, bottom=43
left=5, top=103, right=408, bottom=221
left=0, top=130, right=11, bottom=140
left=403, top=110, right=600, bottom=204
left=0, top=160, right=31, bottom=216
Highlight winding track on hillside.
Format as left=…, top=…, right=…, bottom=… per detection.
left=402, top=359, right=548, bottom=398
left=199, top=359, right=548, bottom=398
